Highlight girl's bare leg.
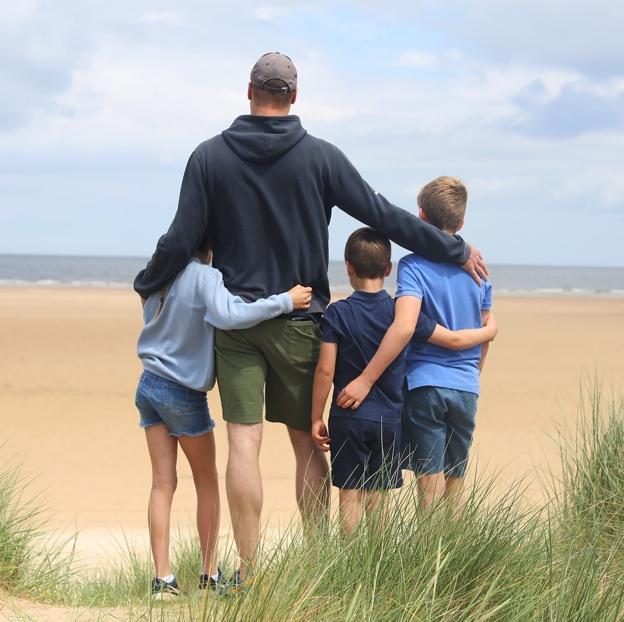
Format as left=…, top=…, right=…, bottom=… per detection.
left=339, top=489, right=364, bottom=535
left=178, top=431, right=220, bottom=576
left=145, top=424, right=178, bottom=577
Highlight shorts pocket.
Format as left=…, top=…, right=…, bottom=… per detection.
left=286, top=320, right=320, bottom=366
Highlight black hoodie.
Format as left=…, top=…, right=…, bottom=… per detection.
left=134, top=115, right=468, bottom=313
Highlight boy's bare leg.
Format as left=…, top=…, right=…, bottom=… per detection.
left=178, top=432, right=220, bottom=576
left=339, top=489, right=364, bottom=534
left=444, top=476, right=466, bottom=516
left=288, top=427, right=330, bottom=531
left=417, top=473, right=446, bottom=508
left=226, top=422, right=263, bottom=580
left=365, top=490, right=386, bottom=518
left=145, top=424, right=178, bottom=578
left=364, top=490, right=389, bottom=534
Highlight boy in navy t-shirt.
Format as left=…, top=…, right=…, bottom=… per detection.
left=311, top=227, right=497, bottom=533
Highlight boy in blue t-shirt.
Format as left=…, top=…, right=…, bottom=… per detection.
left=311, top=226, right=496, bottom=532
left=336, top=178, right=493, bottom=510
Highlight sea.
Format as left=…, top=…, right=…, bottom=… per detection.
left=1, top=254, right=623, bottom=297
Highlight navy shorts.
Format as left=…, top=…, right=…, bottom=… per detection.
left=402, top=386, right=477, bottom=478
left=135, top=371, right=215, bottom=437
left=329, top=416, right=403, bottom=490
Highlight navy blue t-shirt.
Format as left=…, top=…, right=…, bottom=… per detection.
left=321, top=289, right=435, bottom=424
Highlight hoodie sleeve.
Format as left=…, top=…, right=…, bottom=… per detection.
left=134, top=151, right=209, bottom=298
left=328, top=147, right=469, bottom=265
left=202, top=270, right=294, bottom=330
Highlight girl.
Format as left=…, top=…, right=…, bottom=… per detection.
left=135, top=232, right=311, bottom=596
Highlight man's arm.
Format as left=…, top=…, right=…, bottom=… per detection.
left=428, top=313, right=498, bottom=351
left=328, top=147, right=487, bottom=283
left=310, top=342, right=338, bottom=452
left=134, top=151, right=210, bottom=299
left=336, top=296, right=421, bottom=409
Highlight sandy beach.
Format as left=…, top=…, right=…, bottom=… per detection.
left=1, top=287, right=623, bottom=564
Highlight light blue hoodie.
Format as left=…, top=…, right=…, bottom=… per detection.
left=137, top=258, right=293, bottom=392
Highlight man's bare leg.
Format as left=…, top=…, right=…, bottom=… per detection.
left=288, top=427, right=330, bottom=531
left=339, top=489, right=364, bottom=534
left=226, top=422, right=263, bottom=580
left=417, top=472, right=446, bottom=508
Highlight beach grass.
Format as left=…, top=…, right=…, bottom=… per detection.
left=0, top=464, right=74, bottom=602
left=2, top=386, right=624, bottom=620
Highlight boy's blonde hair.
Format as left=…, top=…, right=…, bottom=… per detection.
left=417, top=176, right=467, bottom=233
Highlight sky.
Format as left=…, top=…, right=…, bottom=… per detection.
left=2, top=0, right=623, bottom=266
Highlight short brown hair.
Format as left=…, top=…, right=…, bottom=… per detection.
left=344, top=228, right=391, bottom=279
left=251, top=79, right=293, bottom=109
left=417, top=176, right=467, bottom=233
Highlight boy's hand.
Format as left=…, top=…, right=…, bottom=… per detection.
left=288, top=285, right=313, bottom=310
left=336, top=375, right=373, bottom=410
left=463, top=245, right=488, bottom=285
left=311, top=420, right=330, bottom=452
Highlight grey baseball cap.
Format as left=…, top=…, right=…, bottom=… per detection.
left=250, top=52, right=297, bottom=94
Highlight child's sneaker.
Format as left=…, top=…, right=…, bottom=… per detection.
left=199, top=567, right=226, bottom=592
left=151, top=576, right=180, bottom=598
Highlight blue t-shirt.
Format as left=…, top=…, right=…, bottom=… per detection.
left=396, top=254, right=493, bottom=396
left=321, top=290, right=435, bottom=424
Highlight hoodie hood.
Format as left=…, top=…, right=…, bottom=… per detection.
left=222, top=115, right=307, bottom=164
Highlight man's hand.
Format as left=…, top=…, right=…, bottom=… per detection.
left=336, top=375, right=373, bottom=410
left=463, top=245, right=488, bottom=285
left=311, top=420, right=330, bottom=452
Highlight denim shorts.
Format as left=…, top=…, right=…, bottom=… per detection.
left=329, top=416, right=403, bottom=491
left=402, top=386, right=478, bottom=478
left=135, top=371, right=215, bottom=437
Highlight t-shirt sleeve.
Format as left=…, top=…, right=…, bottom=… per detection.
left=482, top=280, right=493, bottom=311
left=412, top=311, right=436, bottom=343
left=321, top=304, right=341, bottom=343
left=396, top=257, right=424, bottom=299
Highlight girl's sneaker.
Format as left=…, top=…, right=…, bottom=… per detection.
left=151, top=576, right=180, bottom=598
left=199, top=567, right=226, bottom=592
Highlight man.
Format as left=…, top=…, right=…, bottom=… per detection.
left=134, top=52, right=487, bottom=582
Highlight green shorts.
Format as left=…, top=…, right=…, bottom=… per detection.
left=215, top=318, right=321, bottom=430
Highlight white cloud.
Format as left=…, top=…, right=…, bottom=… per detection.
left=141, top=10, right=188, bottom=28
left=252, top=4, right=292, bottom=22
left=396, top=50, right=437, bottom=68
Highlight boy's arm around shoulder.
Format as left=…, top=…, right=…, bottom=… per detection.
left=428, top=314, right=498, bottom=350
left=336, top=295, right=421, bottom=409
left=200, top=268, right=294, bottom=330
